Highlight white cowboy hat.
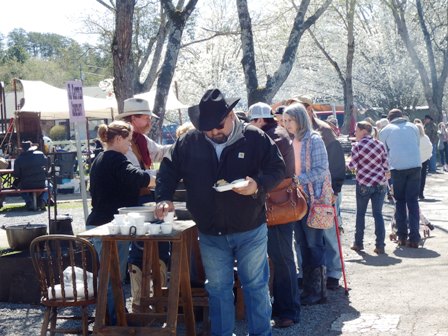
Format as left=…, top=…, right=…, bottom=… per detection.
left=115, top=98, right=159, bottom=120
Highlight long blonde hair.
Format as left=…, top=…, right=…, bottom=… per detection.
left=284, top=103, right=312, bottom=140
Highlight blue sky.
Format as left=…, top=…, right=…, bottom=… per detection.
left=0, top=0, right=103, bottom=44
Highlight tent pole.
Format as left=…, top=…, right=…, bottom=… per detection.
left=85, top=118, right=92, bottom=173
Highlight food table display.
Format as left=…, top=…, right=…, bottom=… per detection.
left=78, top=220, right=197, bottom=336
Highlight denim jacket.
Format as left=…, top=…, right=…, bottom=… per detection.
left=296, top=131, right=330, bottom=199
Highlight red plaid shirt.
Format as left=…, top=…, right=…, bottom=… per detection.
left=348, top=136, right=389, bottom=186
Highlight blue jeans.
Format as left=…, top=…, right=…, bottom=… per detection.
left=391, top=168, right=421, bottom=243
left=267, top=222, right=300, bottom=322
left=324, top=193, right=342, bottom=279
left=199, top=225, right=272, bottom=336
left=91, top=236, right=129, bottom=325
left=20, top=180, right=50, bottom=207
left=354, top=183, right=387, bottom=248
left=128, top=194, right=171, bottom=269
left=294, top=209, right=325, bottom=270
left=439, top=142, right=448, bottom=165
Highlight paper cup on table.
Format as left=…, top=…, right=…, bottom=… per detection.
left=148, top=223, right=161, bottom=235
left=164, top=211, right=175, bottom=223
left=108, top=224, right=120, bottom=235
left=128, top=213, right=144, bottom=226
left=120, top=223, right=132, bottom=235
left=161, top=223, right=173, bottom=234
left=114, top=214, right=127, bottom=225
left=134, top=222, right=146, bottom=235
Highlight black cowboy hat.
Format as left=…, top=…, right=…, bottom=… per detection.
left=188, top=89, right=240, bottom=131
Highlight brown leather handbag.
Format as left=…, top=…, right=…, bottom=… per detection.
left=265, top=177, right=308, bottom=226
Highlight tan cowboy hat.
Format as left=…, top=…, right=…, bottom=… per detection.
left=115, top=98, right=159, bottom=120
left=294, top=95, right=313, bottom=107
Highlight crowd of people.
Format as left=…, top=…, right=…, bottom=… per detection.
left=81, top=89, right=447, bottom=335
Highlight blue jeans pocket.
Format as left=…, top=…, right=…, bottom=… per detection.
left=376, top=184, right=387, bottom=193
left=357, top=184, right=370, bottom=197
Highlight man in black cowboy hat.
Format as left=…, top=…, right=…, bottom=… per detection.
left=155, top=89, right=286, bottom=335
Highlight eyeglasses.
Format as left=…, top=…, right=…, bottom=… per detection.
left=214, top=115, right=229, bottom=130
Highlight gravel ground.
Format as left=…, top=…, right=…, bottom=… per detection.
left=1, top=173, right=447, bottom=335
left=0, top=194, right=351, bottom=335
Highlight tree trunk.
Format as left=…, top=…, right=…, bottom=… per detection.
left=389, top=0, right=448, bottom=122
left=150, top=0, right=198, bottom=141
left=112, top=0, right=136, bottom=113
left=237, top=0, right=332, bottom=105
left=342, top=0, right=356, bottom=134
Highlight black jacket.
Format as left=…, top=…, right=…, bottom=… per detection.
left=87, top=150, right=151, bottom=226
left=312, top=117, right=346, bottom=194
left=156, top=120, right=286, bottom=235
left=13, top=150, right=48, bottom=189
left=262, top=122, right=295, bottom=177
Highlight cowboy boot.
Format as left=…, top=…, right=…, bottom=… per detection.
left=300, top=267, right=312, bottom=300
left=301, top=266, right=327, bottom=305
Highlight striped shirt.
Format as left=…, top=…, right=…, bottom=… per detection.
left=348, top=136, right=389, bottom=187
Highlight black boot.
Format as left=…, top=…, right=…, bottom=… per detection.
left=301, top=266, right=327, bottom=305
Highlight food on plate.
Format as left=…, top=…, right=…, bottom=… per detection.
left=215, top=179, right=229, bottom=187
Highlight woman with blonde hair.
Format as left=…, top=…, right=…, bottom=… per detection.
left=87, top=120, right=154, bottom=324
left=283, top=103, right=331, bottom=305
left=88, top=120, right=154, bottom=227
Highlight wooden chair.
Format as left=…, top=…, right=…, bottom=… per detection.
left=30, top=235, right=98, bottom=336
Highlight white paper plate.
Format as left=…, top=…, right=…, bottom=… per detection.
left=214, top=179, right=249, bottom=192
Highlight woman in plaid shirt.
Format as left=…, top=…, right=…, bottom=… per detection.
left=348, top=121, right=390, bottom=254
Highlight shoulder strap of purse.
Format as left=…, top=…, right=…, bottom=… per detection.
left=305, top=138, right=315, bottom=202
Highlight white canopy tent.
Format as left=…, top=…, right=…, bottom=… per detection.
left=17, top=79, right=118, bottom=120
left=15, top=79, right=188, bottom=120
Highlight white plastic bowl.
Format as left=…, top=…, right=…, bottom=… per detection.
left=118, top=204, right=156, bottom=222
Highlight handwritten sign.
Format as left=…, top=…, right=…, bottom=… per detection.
left=66, top=80, right=86, bottom=123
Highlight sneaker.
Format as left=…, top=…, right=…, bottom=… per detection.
left=373, top=247, right=385, bottom=254
left=326, top=277, right=340, bottom=290
left=350, top=245, right=364, bottom=252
